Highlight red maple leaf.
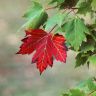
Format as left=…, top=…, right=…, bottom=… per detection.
left=17, top=29, right=67, bottom=74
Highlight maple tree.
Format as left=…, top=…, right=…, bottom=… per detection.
left=17, top=0, right=96, bottom=95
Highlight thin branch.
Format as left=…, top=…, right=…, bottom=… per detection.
left=46, top=5, right=79, bottom=11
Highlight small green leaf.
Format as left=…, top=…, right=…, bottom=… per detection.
left=21, top=1, right=48, bottom=29
left=45, top=12, right=68, bottom=31
left=63, top=17, right=89, bottom=51
left=23, top=1, right=43, bottom=18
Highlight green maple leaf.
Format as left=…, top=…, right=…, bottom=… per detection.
left=63, top=17, right=89, bottom=51
left=21, top=1, right=48, bottom=29
left=45, top=12, right=68, bottom=31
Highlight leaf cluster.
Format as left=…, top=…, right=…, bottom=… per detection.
left=20, top=0, right=96, bottom=68
left=17, top=0, right=96, bottom=95
left=62, top=77, right=96, bottom=96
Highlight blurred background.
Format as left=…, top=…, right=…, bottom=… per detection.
left=0, top=0, right=95, bottom=96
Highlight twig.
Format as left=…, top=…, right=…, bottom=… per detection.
left=46, top=6, right=79, bottom=11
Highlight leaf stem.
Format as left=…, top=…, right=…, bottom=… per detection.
left=46, top=5, right=58, bottom=10
left=87, top=90, right=96, bottom=96
left=49, top=24, right=57, bottom=33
